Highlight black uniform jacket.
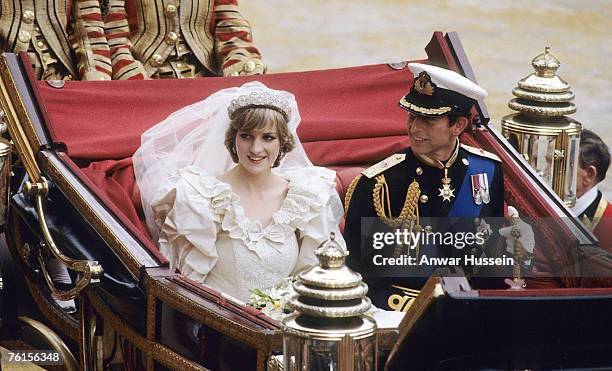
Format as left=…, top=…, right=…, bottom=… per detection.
left=344, top=145, right=505, bottom=310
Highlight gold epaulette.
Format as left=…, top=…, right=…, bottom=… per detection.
left=460, top=144, right=501, bottom=162
left=344, top=174, right=362, bottom=213
left=361, top=154, right=406, bottom=179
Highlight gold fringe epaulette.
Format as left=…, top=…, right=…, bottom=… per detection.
left=373, top=176, right=421, bottom=258
left=460, top=144, right=501, bottom=162
left=344, top=174, right=362, bottom=213
left=361, top=154, right=406, bottom=179
left=373, top=176, right=420, bottom=228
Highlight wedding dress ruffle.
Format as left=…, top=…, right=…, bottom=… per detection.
left=151, top=166, right=345, bottom=302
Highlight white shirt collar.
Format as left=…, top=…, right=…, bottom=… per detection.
left=571, top=186, right=599, bottom=216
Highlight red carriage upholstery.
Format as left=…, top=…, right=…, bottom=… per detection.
left=35, top=63, right=417, bottom=249
left=33, top=58, right=599, bottom=288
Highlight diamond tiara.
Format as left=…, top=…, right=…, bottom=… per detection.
left=227, top=91, right=292, bottom=121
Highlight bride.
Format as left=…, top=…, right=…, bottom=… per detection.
left=133, top=81, right=346, bottom=302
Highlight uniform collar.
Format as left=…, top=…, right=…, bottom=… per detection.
left=413, top=138, right=460, bottom=170
left=571, top=186, right=598, bottom=216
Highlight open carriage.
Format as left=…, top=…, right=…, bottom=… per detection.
left=0, top=31, right=611, bottom=370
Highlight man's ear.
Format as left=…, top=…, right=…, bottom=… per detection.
left=585, top=165, right=598, bottom=186
left=450, top=116, right=469, bottom=136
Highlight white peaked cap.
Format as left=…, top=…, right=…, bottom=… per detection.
left=408, top=63, right=487, bottom=100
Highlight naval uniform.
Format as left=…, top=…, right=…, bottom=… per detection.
left=345, top=62, right=526, bottom=310
left=344, top=143, right=505, bottom=311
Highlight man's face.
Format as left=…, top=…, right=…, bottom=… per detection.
left=575, top=166, right=586, bottom=198
left=575, top=164, right=597, bottom=199
left=406, top=113, right=459, bottom=160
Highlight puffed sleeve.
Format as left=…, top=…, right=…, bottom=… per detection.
left=284, top=167, right=347, bottom=275
left=150, top=167, right=228, bottom=282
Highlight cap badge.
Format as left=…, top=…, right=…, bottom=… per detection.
left=414, top=71, right=435, bottom=96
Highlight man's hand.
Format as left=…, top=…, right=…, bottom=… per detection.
left=82, top=70, right=111, bottom=81
left=498, top=206, right=535, bottom=265
left=224, top=60, right=266, bottom=76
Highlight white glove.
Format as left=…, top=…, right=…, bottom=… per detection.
left=224, top=60, right=266, bottom=76
left=82, top=70, right=111, bottom=81
left=498, top=206, right=535, bottom=265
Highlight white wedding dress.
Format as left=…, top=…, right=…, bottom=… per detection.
left=151, top=165, right=346, bottom=302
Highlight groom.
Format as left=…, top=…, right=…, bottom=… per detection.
left=344, top=63, right=533, bottom=311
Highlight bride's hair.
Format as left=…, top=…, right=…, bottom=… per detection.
left=224, top=106, right=296, bottom=167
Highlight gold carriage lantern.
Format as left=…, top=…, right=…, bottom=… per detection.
left=282, top=232, right=377, bottom=371
left=501, top=47, right=581, bottom=206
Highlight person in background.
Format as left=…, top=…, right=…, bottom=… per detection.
left=103, top=0, right=264, bottom=80
left=0, top=0, right=112, bottom=80
left=571, top=129, right=612, bottom=251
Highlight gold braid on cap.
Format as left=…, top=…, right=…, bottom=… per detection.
left=228, top=90, right=292, bottom=121
left=399, top=98, right=452, bottom=115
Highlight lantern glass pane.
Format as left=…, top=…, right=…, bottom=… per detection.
left=353, top=336, right=376, bottom=371
left=525, top=134, right=556, bottom=186
left=564, top=133, right=580, bottom=205
left=283, top=333, right=376, bottom=371
left=284, top=336, right=339, bottom=371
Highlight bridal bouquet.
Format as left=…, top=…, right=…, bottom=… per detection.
left=249, top=277, right=295, bottom=320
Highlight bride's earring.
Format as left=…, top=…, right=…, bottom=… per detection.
left=230, top=143, right=239, bottom=163
left=274, top=151, right=285, bottom=167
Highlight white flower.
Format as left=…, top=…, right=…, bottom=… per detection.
left=260, top=302, right=285, bottom=321
left=247, top=277, right=297, bottom=320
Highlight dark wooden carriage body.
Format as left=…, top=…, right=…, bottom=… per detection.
left=0, top=32, right=610, bottom=370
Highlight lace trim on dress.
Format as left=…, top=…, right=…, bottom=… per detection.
left=273, top=167, right=337, bottom=230
left=179, top=166, right=337, bottom=258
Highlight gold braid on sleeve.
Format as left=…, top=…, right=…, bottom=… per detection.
left=344, top=174, right=363, bottom=213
